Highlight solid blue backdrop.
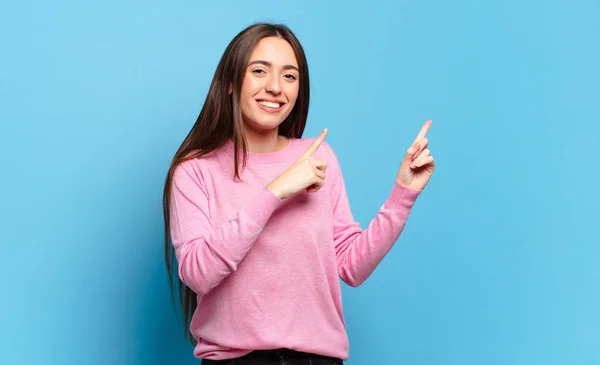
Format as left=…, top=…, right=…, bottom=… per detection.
left=1, top=0, right=598, bottom=364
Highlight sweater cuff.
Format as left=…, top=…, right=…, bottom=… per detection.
left=244, top=185, right=284, bottom=228
left=385, top=181, right=422, bottom=212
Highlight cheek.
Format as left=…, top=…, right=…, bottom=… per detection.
left=241, top=77, right=261, bottom=98
left=285, top=84, right=300, bottom=104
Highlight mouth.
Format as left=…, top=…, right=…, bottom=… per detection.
left=256, top=99, right=285, bottom=113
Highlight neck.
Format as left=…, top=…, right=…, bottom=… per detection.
left=242, top=126, right=287, bottom=153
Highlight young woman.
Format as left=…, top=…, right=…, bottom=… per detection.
left=163, top=23, right=435, bottom=364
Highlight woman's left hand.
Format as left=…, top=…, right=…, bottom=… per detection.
left=396, top=120, right=435, bottom=191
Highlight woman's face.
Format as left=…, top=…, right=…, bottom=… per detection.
left=239, top=36, right=300, bottom=134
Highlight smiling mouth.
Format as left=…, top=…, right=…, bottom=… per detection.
left=257, top=100, right=284, bottom=110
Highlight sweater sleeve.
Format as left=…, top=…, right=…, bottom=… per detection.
left=169, top=161, right=283, bottom=295
left=327, top=147, right=422, bottom=287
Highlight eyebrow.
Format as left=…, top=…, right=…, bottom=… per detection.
left=247, top=60, right=299, bottom=72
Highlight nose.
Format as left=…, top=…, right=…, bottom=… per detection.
left=265, top=73, right=281, bottom=95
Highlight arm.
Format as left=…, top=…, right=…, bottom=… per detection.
left=329, top=120, right=435, bottom=287
left=328, top=150, right=421, bottom=287
left=169, top=161, right=282, bottom=295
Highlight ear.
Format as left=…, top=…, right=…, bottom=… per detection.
left=228, top=83, right=233, bottom=95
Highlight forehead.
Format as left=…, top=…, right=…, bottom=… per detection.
left=248, top=37, right=298, bottom=67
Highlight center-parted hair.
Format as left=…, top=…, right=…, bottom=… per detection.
left=162, top=23, right=310, bottom=344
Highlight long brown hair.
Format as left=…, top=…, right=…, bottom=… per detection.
left=162, top=23, right=310, bottom=344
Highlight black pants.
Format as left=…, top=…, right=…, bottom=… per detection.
left=201, top=348, right=344, bottom=365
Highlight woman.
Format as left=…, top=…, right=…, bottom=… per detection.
left=163, top=23, right=435, bottom=364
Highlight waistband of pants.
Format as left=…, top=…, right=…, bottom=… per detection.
left=244, top=348, right=338, bottom=359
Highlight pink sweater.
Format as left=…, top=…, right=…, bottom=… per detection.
left=169, top=137, right=421, bottom=360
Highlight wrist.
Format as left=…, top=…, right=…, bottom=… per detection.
left=266, top=181, right=285, bottom=200
left=395, top=175, right=411, bottom=188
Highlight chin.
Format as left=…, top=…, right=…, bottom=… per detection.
left=247, top=120, right=284, bottom=133
left=244, top=113, right=290, bottom=133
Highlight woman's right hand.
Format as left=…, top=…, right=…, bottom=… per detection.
left=267, top=128, right=329, bottom=200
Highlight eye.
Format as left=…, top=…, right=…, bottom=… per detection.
left=284, top=74, right=297, bottom=80
left=252, top=69, right=266, bottom=75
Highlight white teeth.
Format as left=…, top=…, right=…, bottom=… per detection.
left=258, top=101, right=281, bottom=108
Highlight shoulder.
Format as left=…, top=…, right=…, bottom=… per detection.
left=172, top=148, right=222, bottom=186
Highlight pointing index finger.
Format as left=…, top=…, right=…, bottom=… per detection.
left=303, top=128, right=328, bottom=157
left=413, top=120, right=432, bottom=143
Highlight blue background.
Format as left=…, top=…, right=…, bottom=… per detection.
left=1, top=0, right=599, bottom=364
